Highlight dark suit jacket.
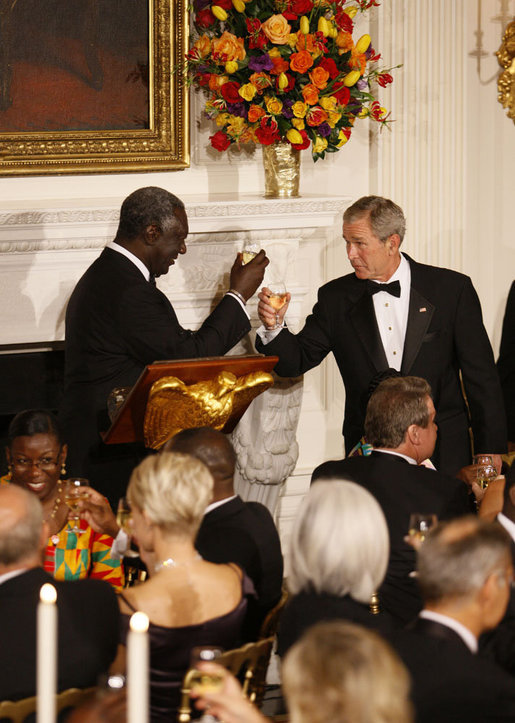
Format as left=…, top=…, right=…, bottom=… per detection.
left=256, top=254, right=506, bottom=474
left=312, top=452, right=472, bottom=624
left=498, top=281, right=515, bottom=440
left=392, top=617, right=515, bottom=723
left=0, top=567, right=119, bottom=700
left=60, top=248, right=250, bottom=499
left=195, top=496, right=283, bottom=639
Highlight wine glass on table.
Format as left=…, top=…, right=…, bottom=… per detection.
left=64, top=478, right=90, bottom=535
left=241, top=241, right=260, bottom=265
left=267, top=281, right=288, bottom=329
left=473, top=454, right=498, bottom=491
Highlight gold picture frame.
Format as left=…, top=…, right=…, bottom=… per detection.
left=0, top=0, right=189, bottom=176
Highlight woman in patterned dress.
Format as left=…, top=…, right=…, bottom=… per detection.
left=2, top=408, right=123, bottom=590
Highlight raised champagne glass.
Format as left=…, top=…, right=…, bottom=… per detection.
left=473, top=454, right=497, bottom=490
left=188, top=647, right=224, bottom=694
left=116, top=496, right=139, bottom=558
left=241, top=241, right=260, bottom=265
left=64, top=477, right=89, bottom=535
left=268, top=281, right=287, bottom=329
left=408, top=513, right=438, bottom=544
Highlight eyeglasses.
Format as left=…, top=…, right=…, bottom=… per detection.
left=12, top=452, right=61, bottom=472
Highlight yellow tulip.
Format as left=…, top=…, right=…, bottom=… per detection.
left=287, top=128, right=303, bottom=144
left=278, top=72, right=289, bottom=90
left=343, top=6, right=358, bottom=18
left=328, top=24, right=338, bottom=38
left=317, top=16, right=329, bottom=37
left=355, top=34, right=371, bottom=54
left=313, top=136, right=328, bottom=154
left=300, top=15, right=310, bottom=34
left=343, top=70, right=361, bottom=87
left=232, top=0, right=245, bottom=10
left=225, top=60, right=239, bottom=73
left=211, top=5, right=228, bottom=21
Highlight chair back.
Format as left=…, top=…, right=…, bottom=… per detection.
left=0, top=687, right=96, bottom=723
left=177, top=636, right=275, bottom=722
left=258, top=585, right=289, bottom=639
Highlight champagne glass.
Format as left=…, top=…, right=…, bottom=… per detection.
left=64, top=478, right=90, bottom=535
left=473, top=454, right=497, bottom=490
left=408, top=513, right=438, bottom=544
left=189, top=647, right=224, bottom=694
left=268, top=281, right=288, bottom=329
left=116, top=496, right=139, bottom=559
left=241, top=241, right=260, bottom=265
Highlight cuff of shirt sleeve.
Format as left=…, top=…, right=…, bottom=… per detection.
left=256, top=323, right=285, bottom=344
left=110, top=529, right=129, bottom=560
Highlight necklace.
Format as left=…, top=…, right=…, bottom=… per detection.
left=154, top=553, right=202, bottom=573
left=45, top=485, right=64, bottom=545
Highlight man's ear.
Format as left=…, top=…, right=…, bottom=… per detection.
left=406, top=424, right=420, bottom=446
left=143, top=224, right=161, bottom=246
left=386, top=233, right=401, bottom=254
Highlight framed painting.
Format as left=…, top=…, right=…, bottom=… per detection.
left=0, top=0, right=189, bottom=175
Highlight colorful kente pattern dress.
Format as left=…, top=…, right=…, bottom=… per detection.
left=0, top=475, right=123, bottom=590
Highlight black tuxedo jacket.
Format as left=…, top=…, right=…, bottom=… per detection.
left=0, top=567, right=119, bottom=701
left=392, top=617, right=515, bottom=722
left=257, top=254, right=506, bottom=474
left=60, top=248, right=250, bottom=496
left=195, top=496, right=283, bottom=639
left=312, top=452, right=471, bottom=624
left=498, top=280, right=515, bottom=440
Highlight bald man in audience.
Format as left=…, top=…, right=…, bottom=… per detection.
left=312, top=376, right=472, bottom=625
left=392, top=517, right=515, bottom=723
left=0, top=485, right=119, bottom=701
left=164, top=427, right=283, bottom=639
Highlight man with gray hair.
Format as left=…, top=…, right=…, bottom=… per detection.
left=60, top=186, right=269, bottom=503
left=392, top=517, right=515, bottom=722
left=312, top=376, right=472, bottom=624
left=257, top=195, right=506, bottom=475
left=0, top=485, right=119, bottom=701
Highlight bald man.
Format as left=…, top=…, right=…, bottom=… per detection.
left=165, top=427, right=283, bottom=639
left=0, top=486, right=119, bottom=701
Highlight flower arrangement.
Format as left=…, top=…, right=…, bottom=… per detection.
left=185, top=0, right=397, bottom=160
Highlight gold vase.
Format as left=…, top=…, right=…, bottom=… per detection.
left=262, top=142, right=300, bottom=198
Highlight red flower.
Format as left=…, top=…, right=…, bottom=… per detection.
left=318, top=57, right=339, bottom=79
left=291, top=0, right=313, bottom=13
left=290, top=129, right=311, bottom=150
left=255, top=117, right=280, bottom=145
left=210, top=131, right=231, bottom=151
left=196, top=7, right=216, bottom=28
left=377, top=72, right=393, bottom=88
left=212, top=0, right=232, bottom=8
left=196, top=72, right=211, bottom=87
left=246, top=18, right=268, bottom=50
left=220, top=81, right=241, bottom=103
left=334, top=8, right=353, bottom=33
left=332, top=82, right=351, bottom=106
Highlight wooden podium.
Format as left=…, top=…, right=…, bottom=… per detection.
left=102, top=354, right=278, bottom=448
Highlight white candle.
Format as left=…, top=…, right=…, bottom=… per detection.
left=128, top=611, right=149, bottom=723
left=37, top=583, right=57, bottom=723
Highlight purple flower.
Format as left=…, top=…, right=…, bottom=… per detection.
left=248, top=54, right=274, bottom=72
left=194, top=0, right=211, bottom=10
left=227, top=102, right=246, bottom=117
left=356, top=78, right=369, bottom=91
left=281, top=98, right=294, bottom=119
left=318, top=122, right=331, bottom=138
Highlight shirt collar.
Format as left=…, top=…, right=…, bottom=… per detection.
left=204, top=495, right=237, bottom=515
left=419, top=609, right=478, bottom=653
left=106, top=240, right=150, bottom=281
left=498, top=512, right=515, bottom=543
left=0, top=568, right=29, bottom=586
left=374, top=448, right=417, bottom=465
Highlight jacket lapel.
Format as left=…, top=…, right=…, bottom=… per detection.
left=348, top=286, right=389, bottom=372
left=401, top=257, right=435, bottom=373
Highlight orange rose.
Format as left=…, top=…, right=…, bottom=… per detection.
left=208, top=74, right=229, bottom=91
left=249, top=72, right=273, bottom=93
left=309, top=66, right=330, bottom=90
left=193, top=34, right=212, bottom=58
left=302, top=83, right=319, bottom=105
left=248, top=104, right=266, bottom=123
left=290, top=50, right=314, bottom=74
left=261, top=14, right=291, bottom=44
left=270, top=56, right=290, bottom=75
left=336, top=31, right=354, bottom=52
left=212, top=31, right=246, bottom=63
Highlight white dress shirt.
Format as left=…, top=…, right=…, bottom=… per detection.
left=419, top=609, right=478, bottom=653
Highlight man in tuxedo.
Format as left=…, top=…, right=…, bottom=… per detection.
left=392, top=517, right=515, bottom=723
left=256, top=195, right=506, bottom=475
left=165, top=427, right=284, bottom=639
left=0, top=485, right=119, bottom=701
left=312, top=376, right=472, bottom=625
left=498, top=280, right=515, bottom=448
left=60, top=186, right=268, bottom=503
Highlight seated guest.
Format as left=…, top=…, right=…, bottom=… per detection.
left=393, top=517, right=515, bottom=723
left=193, top=621, right=413, bottom=723
left=0, top=485, right=119, bottom=701
left=164, top=427, right=283, bottom=639
left=312, top=376, right=471, bottom=625
left=3, top=409, right=123, bottom=589
left=114, top=452, right=252, bottom=722
left=277, top=479, right=392, bottom=658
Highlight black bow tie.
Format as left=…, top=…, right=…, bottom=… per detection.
left=149, top=274, right=156, bottom=286
left=366, top=279, right=401, bottom=298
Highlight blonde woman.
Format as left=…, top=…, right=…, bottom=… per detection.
left=113, top=452, right=252, bottom=722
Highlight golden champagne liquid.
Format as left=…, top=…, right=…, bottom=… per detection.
left=408, top=529, right=426, bottom=542
left=64, top=491, right=89, bottom=513
left=477, top=476, right=490, bottom=491
left=242, top=251, right=257, bottom=265
left=269, top=293, right=287, bottom=311
left=116, top=510, right=132, bottom=533
left=189, top=671, right=224, bottom=694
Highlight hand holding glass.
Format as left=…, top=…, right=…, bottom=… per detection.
left=267, top=281, right=288, bottom=329
left=64, top=478, right=90, bottom=534
left=473, top=454, right=497, bottom=490
left=189, top=647, right=224, bottom=694
left=241, top=241, right=260, bottom=265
